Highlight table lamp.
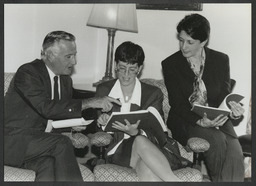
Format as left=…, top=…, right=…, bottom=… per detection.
left=87, top=4, right=138, bottom=86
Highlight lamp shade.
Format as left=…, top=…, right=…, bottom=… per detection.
left=87, top=4, right=138, bottom=33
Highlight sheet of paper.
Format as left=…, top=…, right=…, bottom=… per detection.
left=51, top=118, right=94, bottom=128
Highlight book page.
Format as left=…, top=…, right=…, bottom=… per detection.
left=147, top=106, right=167, bottom=132
left=51, top=118, right=94, bottom=128
left=191, top=104, right=230, bottom=120
left=219, top=93, right=244, bottom=110
left=102, top=110, right=149, bottom=131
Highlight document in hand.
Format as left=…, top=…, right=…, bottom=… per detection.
left=102, top=106, right=167, bottom=146
left=191, top=93, right=244, bottom=120
left=51, top=118, right=94, bottom=128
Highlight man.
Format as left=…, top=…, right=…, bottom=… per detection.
left=4, top=31, right=121, bottom=181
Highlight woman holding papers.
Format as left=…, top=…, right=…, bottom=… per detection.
left=96, top=41, right=181, bottom=181
left=162, top=14, right=245, bottom=181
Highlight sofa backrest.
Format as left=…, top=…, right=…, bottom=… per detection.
left=4, top=73, right=15, bottom=96
left=140, top=78, right=170, bottom=123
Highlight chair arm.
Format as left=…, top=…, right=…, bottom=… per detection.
left=89, top=131, right=113, bottom=147
left=62, top=132, right=89, bottom=149
left=187, top=137, right=210, bottom=153
left=186, top=137, right=210, bottom=171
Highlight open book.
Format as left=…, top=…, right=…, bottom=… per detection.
left=191, top=93, right=244, bottom=120
left=102, top=106, right=167, bottom=146
left=51, top=118, right=94, bottom=129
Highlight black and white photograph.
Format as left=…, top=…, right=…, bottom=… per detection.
left=2, top=1, right=253, bottom=184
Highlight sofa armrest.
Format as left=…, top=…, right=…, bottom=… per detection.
left=4, top=166, right=35, bottom=182
left=187, top=137, right=210, bottom=153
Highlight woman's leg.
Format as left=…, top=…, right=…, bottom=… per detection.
left=220, top=135, right=244, bottom=181
left=130, top=135, right=180, bottom=181
left=189, top=125, right=231, bottom=181
left=135, top=159, right=162, bottom=181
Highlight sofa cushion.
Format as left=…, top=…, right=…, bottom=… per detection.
left=174, top=167, right=203, bottom=182
left=4, top=165, right=35, bottom=182
left=94, top=164, right=203, bottom=182
left=94, top=164, right=139, bottom=182
left=79, top=164, right=95, bottom=181
left=4, top=164, right=94, bottom=182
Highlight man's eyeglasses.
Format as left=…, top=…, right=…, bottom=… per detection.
left=117, top=67, right=138, bottom=75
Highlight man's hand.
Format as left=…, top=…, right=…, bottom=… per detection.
left=112, top=119, right=140, bottom=136
left=197, top=113, right=229, bottom=128
left=97, top=113, right=110, bottom=127
left=72, top=126, right=86, bottom=132
left=82, top=96, right=121, bottom=112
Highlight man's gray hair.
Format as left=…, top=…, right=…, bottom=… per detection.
left=41, top=31, right=76, bottom=54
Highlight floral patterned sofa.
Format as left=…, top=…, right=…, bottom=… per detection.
left=4, top=73, right=209, bottom=182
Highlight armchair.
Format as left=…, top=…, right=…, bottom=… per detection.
left=92, top=78, right=210, bottom=182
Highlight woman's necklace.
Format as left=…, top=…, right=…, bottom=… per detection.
left=121, top=84, right=135, bottom=103
left=124, top=95, right=130, bottom=102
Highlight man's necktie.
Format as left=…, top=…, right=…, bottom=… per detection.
left=54, top=76, right=59, bottom=100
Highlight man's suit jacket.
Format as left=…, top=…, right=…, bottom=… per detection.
left=95, top=79, right=166, bottom=154
left=162, top=47, right=239, bottom=145
left=4, top=59, right=82, bottom=167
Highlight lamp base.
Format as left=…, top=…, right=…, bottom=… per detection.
left=92, top=76, right=114, bottom=87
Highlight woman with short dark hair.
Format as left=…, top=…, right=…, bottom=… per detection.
left=96, top=41, right=181, bottom=181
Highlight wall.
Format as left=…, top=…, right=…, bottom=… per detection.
left=4, top=3, right=251, bottom=135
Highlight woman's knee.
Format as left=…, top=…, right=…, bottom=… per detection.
left=133, top=135, right=149, bottom=149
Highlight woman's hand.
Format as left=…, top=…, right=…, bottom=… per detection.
left=112, top=119, right=140, bottom=136
left=97, top=113, right=110, bottom=127
left=197, top=113, right=229, bottom=128
left=228, top=101, right=245, bottom=119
